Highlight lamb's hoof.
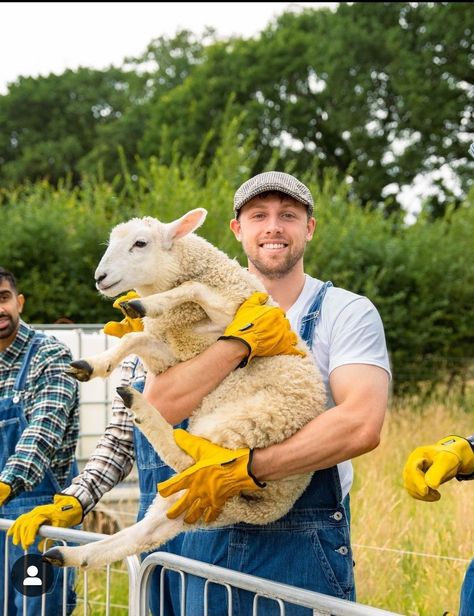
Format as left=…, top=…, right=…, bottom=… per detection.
left=116, top=386, right=134, bottom=409
left=65, top=360, right=93, bottom=382
left=121, top=299, right=146, bottom=319
left=42, top=548, right=65, bottom=568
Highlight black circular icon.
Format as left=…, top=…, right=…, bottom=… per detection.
left=11, top=554, right=54, bottom=597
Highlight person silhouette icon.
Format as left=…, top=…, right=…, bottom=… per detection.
left=23, top=565, right=42, bottom=586
left=11, top=554, right=53, bottom=599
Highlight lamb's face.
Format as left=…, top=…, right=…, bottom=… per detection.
left=94, top=217, right=172, bottom=297
left=94, top=209, right=207, bottom=298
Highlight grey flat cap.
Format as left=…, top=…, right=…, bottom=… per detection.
left=234, top=171, right=314, bottom=216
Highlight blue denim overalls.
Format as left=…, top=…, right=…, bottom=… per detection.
left=460, top=558, right=474, bottom=616
left=180, top=281, right=355, bottom=615
left=131, top=364, right=188, bottom=616
left=0, top=333, right=77, bottom=616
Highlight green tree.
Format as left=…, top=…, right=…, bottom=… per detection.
left=0, top=67, right=145, bottom=187
left=132, top=3, right=473, bottom=213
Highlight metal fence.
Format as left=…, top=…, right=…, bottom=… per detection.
left=0, top=518, right=140, bottom=616
left=136, top=552, right=404, bottom=616
left=1, top=517, right=403, bottom=616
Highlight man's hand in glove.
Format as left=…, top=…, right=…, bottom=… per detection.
left=158, top=429, right=265, bottom=524
left=219, top=292, right=305, bottom=367
left=403, top=435, right=474, bottom=501
left=103, top=290, right=144, bottom=338
left=0, top=482, right=11, bottom=507
left=7, top=494, right=84, bottom=550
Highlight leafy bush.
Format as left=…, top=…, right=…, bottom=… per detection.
left=1, top=125, right=472, bottom=393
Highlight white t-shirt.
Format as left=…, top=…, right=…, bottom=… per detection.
left=286, top=275, right=391, bottom=499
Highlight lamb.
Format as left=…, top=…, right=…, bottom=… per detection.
left=43, top=207, right=327, bottom=570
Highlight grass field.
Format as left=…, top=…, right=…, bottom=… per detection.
left=352, top=395, right=473, bottom=615
left=71, top=394, right=473, bottom=615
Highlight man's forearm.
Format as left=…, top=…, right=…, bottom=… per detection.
left=143, top=339, right=248, bottom=425
left=251, top=364, right=389, bottom=482
left=250, top=404, right=382, bottom=482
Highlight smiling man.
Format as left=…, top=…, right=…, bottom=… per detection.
left=139, top=171, right=391, bottom=614
left=0, top=268, right=80, bottom=616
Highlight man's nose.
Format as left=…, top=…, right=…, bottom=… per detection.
left=264, top=216, right=283, bottom=233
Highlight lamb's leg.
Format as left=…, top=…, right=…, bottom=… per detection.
left=116, top=386, right=193, bottom=472
left=43, top=494, right=186, bottom=569
left=121, top=282, right=239, bottom=329
left=66, top=332, right=175, bottom=382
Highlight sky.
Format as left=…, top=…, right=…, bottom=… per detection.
left=0, top=2, right=337, bottom=94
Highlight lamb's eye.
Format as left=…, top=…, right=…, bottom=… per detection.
left=134, top=240, right=147, bottom=248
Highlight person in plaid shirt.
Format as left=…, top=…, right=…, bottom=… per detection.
left=0, top=267, right=80, bottom=616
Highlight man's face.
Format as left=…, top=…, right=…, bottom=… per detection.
left=0, top=279, right=24, bottom=347
left=230, top=195, right=315, bottom=280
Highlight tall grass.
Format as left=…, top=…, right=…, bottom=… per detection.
left=352, top=395, right=473, bottom=615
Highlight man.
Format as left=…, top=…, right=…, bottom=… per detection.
left=144, top=171, right=391, bottom=614
left=403, top=434, right=474, bottom=616
left=0, top=267, right=80, bottom=616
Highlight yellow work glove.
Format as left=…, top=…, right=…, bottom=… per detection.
left=103, top=290, right=144, bottom=338
left=218, top=292, right=305, bottom=367
left=7, top=494, right=84, bottom=550
left=403, top=435, right=474, bottom=501
left=0, top=482, right=12, bottom=507
left=158, top=429, right=265, bottom=524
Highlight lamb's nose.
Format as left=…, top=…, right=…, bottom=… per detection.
left=95, top=272, right=107, bottom=285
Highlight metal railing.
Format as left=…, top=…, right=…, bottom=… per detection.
left=0, top=518, right=140, bottom=616
left=2, top=518, right=406, bottom=616
left=136, top=552, right=404, bottom=616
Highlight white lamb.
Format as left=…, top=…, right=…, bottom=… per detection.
left=43, top=208, right=326, bottom=570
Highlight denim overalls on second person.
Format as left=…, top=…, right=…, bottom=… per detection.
left=131, top=363, right=188, bottom=616
left=180, top=281, right=355, bottom=615
left=0, top=333, right=78, bottom=616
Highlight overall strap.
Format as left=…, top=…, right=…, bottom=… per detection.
left=130, top=355, right=141, bottom=380
left=299, top=281, right=333, bottom=350
left=12, top=333, right=47, bottom=398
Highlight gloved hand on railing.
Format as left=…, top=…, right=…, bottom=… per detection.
left=218, top=292, right=305, bottom=368
left=103, top=290, right=144, bottom=338
left=403, top=435, right=474, bottom=501
left=0, top=481, right=12, bottom=507
left=158, top=429, right=265, bottom=524
left=7, top=494, right=84, bottom=550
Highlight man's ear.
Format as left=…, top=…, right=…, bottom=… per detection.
left=17, top=294, right=25, bottom=314
left=306, top=217, right=316, bottom=241
left=230, top=218, right=242, bottom=242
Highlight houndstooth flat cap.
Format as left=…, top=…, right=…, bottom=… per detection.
left=233, top=171, right=314, bottom=216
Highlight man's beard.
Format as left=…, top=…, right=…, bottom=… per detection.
left=248, top=245, right=305, bottom=280
left=0, top=315, right=18, bottom=340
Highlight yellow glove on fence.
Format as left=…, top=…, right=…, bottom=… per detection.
left=0, top=482, right=12, bottom=507
left=158, top=429, right=265, bottom=524
left=103, top=291, right=144, bottom=338
left=219, top=292, right=305, bottom=367
left=7, top=494, right=84, bottom=550
left=403, top=435, right=474, bottom=501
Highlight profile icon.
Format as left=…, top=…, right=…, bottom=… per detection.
left=23, top=565, right=42, bottom=586
left=11, top=554, right=54, bottom=597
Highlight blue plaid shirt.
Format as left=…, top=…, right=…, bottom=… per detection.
left=0, top=321, right=79, bottom=498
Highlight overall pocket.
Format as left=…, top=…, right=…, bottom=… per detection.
left=309, top=523, right=354, bottom=599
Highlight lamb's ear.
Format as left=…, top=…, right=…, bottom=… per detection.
left=163, top=208, right=207, bottom=248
